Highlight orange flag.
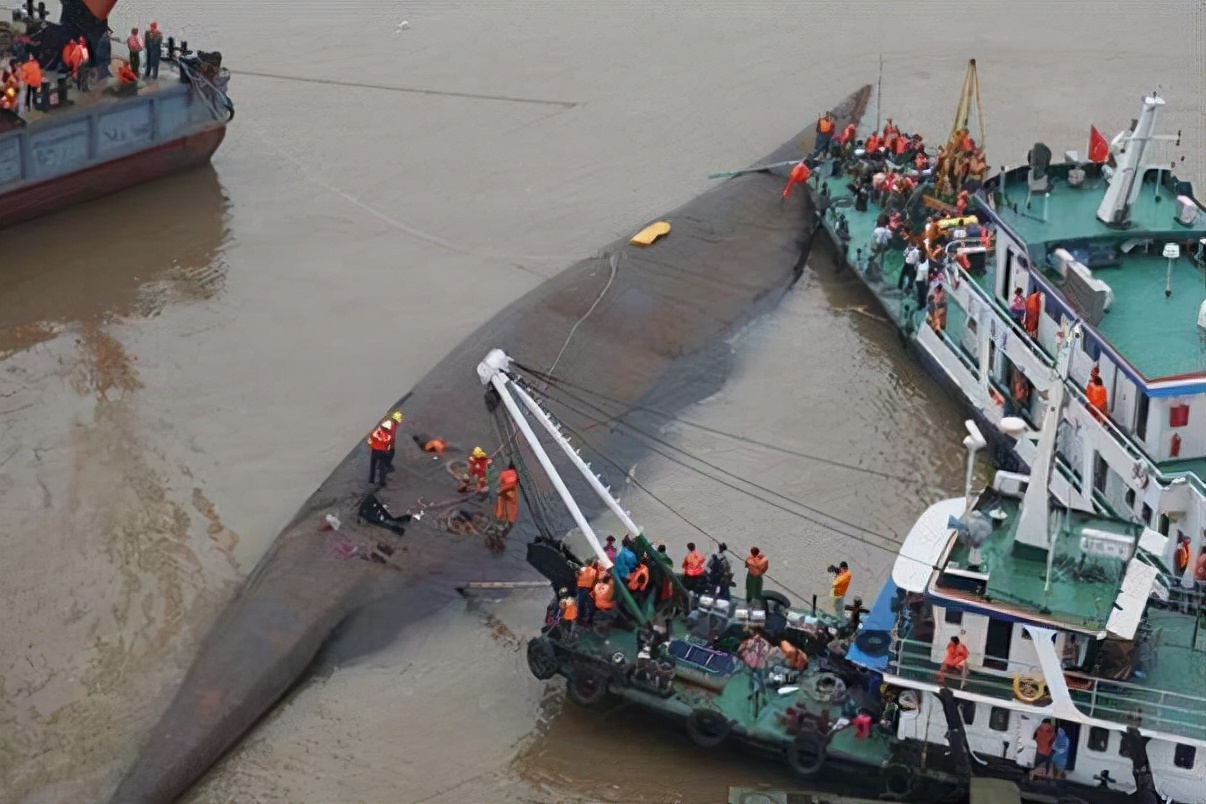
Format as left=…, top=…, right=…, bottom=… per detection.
left=781, top=162, right=811, bottom=199
left=1088, top=126, right=1109, bottom=164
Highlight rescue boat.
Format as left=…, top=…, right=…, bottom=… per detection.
left=0, top=0, right=233, bottom=228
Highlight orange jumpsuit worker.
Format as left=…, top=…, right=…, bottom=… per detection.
left=117, top=60, right=139, bottom=85
left=626, top=560, right=651, bottom=600
left=367, top=419, right=395, bottom=485
left=681, top=541, right=706, bottom=593
left=20, top=56, right=41, bottom=110
left=1024, top=290, right=1043, bottom=338
left=836, top=123, right=857, bottom=149
left=576, top=560, right=599, bottom=625
left=781, top=161, right=811, bottom=200
left=1085, top=375, right=1109, bottom=421
left=592, top=573, right=617, bottom=617
left=495, top=462, right=520, bottom=522
left=463, top=446, right=491, bottom=493
left=937, top=635, right=970, bottom=687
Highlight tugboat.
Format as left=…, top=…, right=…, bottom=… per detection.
left=847, top=321, right=1194, bottom=803
left=799, top=61, right=1206, bottom=612
left=489, top=344, right=1166, bottom=803
left=0, top=0, right=233, bottom=227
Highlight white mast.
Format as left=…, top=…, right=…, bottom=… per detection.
left=1013, top=323, right=1081, bottom=551
left=476, top=349, right=637, bottom=569
left=1096, top=94, right=1166, bottom=227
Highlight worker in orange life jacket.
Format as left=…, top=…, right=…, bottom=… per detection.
left=1085, top=375, right=1109, bottom=422
left=592, top=573, right=616, bottom=617
left=681, top=541, right=706, bottom=593
left=367, top=418, right=396, bottom=485
left=557, top=587, right=578, bottom=636
left=576, top=559, right=599, bottom=625
left=626, top=559, right=651, bottom=595
left=813, top=111, right=836, bottom=157
left=117, top=60, right=139, bottom=85
left=882, top=118, right=900, bottom=151
left=73, top=37, right=91, bottom=91
left=495, top=462, right=520, bottom=522
left=461, top=446, right=491, bottom=494
left=864, top=132, right=882, bottom=155
left=781, top=160, right=811, bottom=200
left=836, top=123, right=857, bottom=149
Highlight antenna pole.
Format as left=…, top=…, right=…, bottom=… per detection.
left=876, top=54, right=883, bottom=133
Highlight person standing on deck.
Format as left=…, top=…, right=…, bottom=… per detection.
left=682, top=542, right=706, bottom=593
left=603, top=534, right=617, bottom=562
left=898, top=243, right=921, bottom=291
left=126, top=28, right=143, bottom=77
left=557, top=588, right=578, bottom=638
left=494, top=462, right=520, bottom=523
left=591, top=573, right=617, bottom=621
left=1029, top=719, right=1057, bottom=780
left=95, top=28, right=112, bottom=80
left=366, top=419, right=395, bottom=485
left=462, top=446, right=491, bottom=493
left=829, top=561, right=851, bottom=618
left=1009, top=288, right=1026, bottom=326
left=744, top=547, right=768, bottom=603
left=1085, top=375, right=1109, bottom=421
left=19, top=56, right=40, bottom=110
left=144, top=22, right=163, bottom=80
left=575, top=559, right=599, bottom=626
left=706, top=543, right=734, bottom=601
left=74, top=37, right=91, bottom=91
left=1024, top=289, right=1043, bottom=338
left=836, top=123, right=857, bottom=155
left=928, top=284, right=948, bottom=333
left=813, top=111, right=836, bottom=158
left=612, top=536, right=639, bottom=586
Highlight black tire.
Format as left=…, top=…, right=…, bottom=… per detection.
left=785, top=731, right=829, bottom=778
left=854, top=629, right=892, bottom=657
left=881, top=763, right=916, bottom=800
left=685, top=708, right=730, bottom=749
left=526, top=638, right=559, bottom=681
left=567, top=664, right=609, bottom=707
left=761, top=590, right=792, bottom=613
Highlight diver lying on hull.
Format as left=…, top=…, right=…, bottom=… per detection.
left=108, top=86, right=873, bottom=804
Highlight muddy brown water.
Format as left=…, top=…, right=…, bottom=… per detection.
left=2, top=1, right=1203, bottom=802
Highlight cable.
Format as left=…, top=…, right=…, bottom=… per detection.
left=516, top=371, right=900, bottom=550
left=517, top=362, right=914, bottom=484
left=547, top=251, right=619, bottom=377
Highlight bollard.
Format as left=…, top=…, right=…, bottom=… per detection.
left=811, top=594, right=817, bottom=617
left=166, top=36, right=175, bottom=59
left=55, top=75, right=67, bottom=107
left=24, top=0, right=34, bottom=18
left=36, top=1, right=47, bottom=20
left=180, top=40, right=189, bottom=56
left=37, top=80, right=49, bottom=111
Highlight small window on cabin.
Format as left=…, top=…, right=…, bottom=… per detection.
left=1174, top=744, right=1197, bottom=769
left=989, top=707, right=1010, bottom=732
left=960, top=700, right=976, bottom=725
left=1159, top=514, right=1170, bottom=536
left=1142, top=504, right=1154, bottom=526
left=944, top=609, right=964, bottom=625
left=1125, top=489, right=1136, bottom=508
left=1087, top=727, right=1110, bottom=752
left=1136, top=394, right=1151, bottom=441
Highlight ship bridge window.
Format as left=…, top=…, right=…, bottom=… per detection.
left=960, top=700, right=975, bottom=725
left=1174, top=744, right=1197, bottom=769
left=937, top=572, right=988, bottom=596
left=945, top=609, right=964, bottom=625
left=989, top=707, right=1010, bottom=732
left=1087, top=726, right=1110, bottom=752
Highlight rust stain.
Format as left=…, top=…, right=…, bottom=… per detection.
left=73, top=322, right=143, bottom=399
left=192, top=487, right=241, bottom=556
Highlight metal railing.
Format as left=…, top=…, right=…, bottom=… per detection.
left=889, top=636, right=1206, bottom=741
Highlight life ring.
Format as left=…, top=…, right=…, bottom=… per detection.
left=1012, top=674, right=1047, bottom=703
left=881, top=763, right=917, bottom=800
left=854, top=629, right=892, bottom=657
left=526, top=638, right=560, bottom=681
left=567, top=664, right=610, bottom=707
left=896, top=690, right=920, bottom=711
left=807, top=672, right=845, bottom=703
left=685, top=708, right=731, bottom=749
left=785, top=730, right=830, bottom=777
left=760, top=590, right=792, bottom=613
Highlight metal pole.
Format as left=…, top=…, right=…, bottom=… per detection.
left=876, top=54, right=883, bottom=133
left=487, top=374, right=614, bottom=569
left=509, top=381, right=643, bottom=538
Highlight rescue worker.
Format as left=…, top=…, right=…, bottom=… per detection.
left=864, top=131, right=882, bottom=155
left=19, top=55, right=40, bottom=110
left=936, top=635, right=969, bottom=687
left=813, top=111, right=836, bottom=157
left=612, top=536, right=638, bottom=585
left=0, top=71, right=15, bottom=112
left=367, top=418, right=395, bottom=485
left=575, top=559, right=599, bottom=625
left=1024, top=289, right=1043, bottom=338
left=626, top=559, right=651, bottom=601
left=744, top=546, right=768, bottom=603
left=829, top=561, right=851, bottom=618
left=1009, top=288, right=1026, bottom=326
left=61, top=39, right=80, bottom=82
left=383, top=410, right=403, bottom=472
left=126, top=27, right=143, bottom=76
left=494, top=461, right=519, bottom=523
left=1085, top=375, right=1109, bottom=421
left=116, top=59, right=138, bottom=87
left=1173, top=535, right=1190, bottom=576
left=74, top=37, right=90, bottom=91
left=654, top=543, right=674, bottom=602
left=144, top=22, right=163, bottom=79
left=462, top=446, right=491, bottom=493
left=681, top=541, right=706, bottom=593
left=591, top=572, right=617, bottom=621
left=781, top=160, right=811, bottom=201
left=928, top=284, right=948, bottom=333
left=882, top=118, right=900, bottom=152
left=557, top=587, right=578, bottom=638
left=706, top=543, right=734, bottom=601
left=1194, top=547, right=1206, bottom=585
left=836, top=122, right=857, bottom=151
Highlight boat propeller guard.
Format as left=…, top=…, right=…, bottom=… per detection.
left=567, top=663, right=610, bottom=707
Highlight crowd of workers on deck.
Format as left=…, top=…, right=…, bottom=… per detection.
left=1, top=18, right=168, bottom=114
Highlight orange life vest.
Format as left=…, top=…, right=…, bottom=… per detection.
left=592, top=579, right=616, bottom=610
left=832, top=569, right=851, bottom=598
left=626, top=564, right=650, bottom=592
left=682, top=550, right=705, bottom=577
left=368, top=427, right=393, bottom=452
left=559, top=597, right=578, bottom=622
left=817, top=116, right=835, bottom=135
left=865, top=133, right=881, bottom=153
left=21, top=60, right=41, bottom=87
left=117, top=64, right=138, bottom=84
left=576, top=564, right=598, bottom=589
left=837, top=123, right=857, bottom=145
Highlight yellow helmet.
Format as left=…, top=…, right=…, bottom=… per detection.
left=390, top=411, right=403, bottom=423
left=471, top=446, right=487, bottom=459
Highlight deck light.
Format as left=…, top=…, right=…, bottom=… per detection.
left=1162, top=242, right=1180, bottom=298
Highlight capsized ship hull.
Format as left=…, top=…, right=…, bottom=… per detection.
left=109, top=86, right=873, bottom=804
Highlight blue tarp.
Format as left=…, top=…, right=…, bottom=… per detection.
left=844, top=578, right=899, bottom=672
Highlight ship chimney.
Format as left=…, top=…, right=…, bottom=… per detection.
left=1096, top=94, right=1166, bottom=227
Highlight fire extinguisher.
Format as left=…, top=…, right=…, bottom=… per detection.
left=1171, top=433, right=1182, bottom=458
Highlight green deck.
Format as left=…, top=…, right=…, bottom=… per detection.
left=940, top=496, right=1135, bottom=632
left=1157, top=455, right=1206, bottom=479
left=993, top=170, right=1206, bottom=381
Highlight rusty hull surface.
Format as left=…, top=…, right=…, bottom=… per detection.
left=110, top=85, right=872, bottom=804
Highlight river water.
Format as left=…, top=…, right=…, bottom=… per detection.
left=1, top=1, right=1203, bottom=802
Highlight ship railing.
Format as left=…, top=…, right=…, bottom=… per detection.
left=888, top=637, right=1049, bottom=700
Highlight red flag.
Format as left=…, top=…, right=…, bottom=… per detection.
left=1088, top=126, right=1109, bottom=164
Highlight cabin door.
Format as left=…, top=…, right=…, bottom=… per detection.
left=1057, top=720, right=1081, bottom=772
left=984, top=618, right=1012, bottom=671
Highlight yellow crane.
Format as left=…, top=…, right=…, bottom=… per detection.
left=933, top=59, right=988, bottom=201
